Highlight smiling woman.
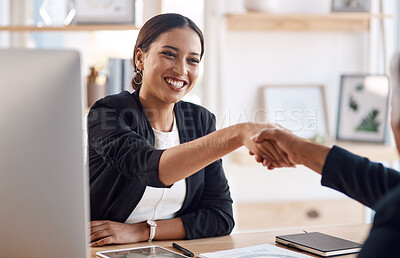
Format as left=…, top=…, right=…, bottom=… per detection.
left=87, top=13, right=293, bottom=247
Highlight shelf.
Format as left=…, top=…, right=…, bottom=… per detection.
left=226, top=13, right=392, bottom=31
left=231, top=141, right=399, bottom=166
left=0, top=24, right=139, bottom=32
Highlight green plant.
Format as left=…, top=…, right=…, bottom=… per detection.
left=356, top=109, right=380, bottom=132
left=349, top=96, right=358, bottom=111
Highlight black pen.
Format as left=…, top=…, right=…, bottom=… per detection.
left=172, top=243, right=194, bottom=257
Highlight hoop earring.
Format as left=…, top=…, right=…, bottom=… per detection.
left=133, top=68, right=143, bottom=85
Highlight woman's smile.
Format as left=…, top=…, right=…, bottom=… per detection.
left=164, top=77, right=188, bottom=92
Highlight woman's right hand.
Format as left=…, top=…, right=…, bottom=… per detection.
left=89, top=220, right=148, bottom=247
left=238, top=123, right=295, bottom=168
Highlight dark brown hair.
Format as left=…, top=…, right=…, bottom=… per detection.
left=131, top=13, right=204, bottom=90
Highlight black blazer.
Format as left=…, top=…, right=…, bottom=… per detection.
left=322, top=146, right=400, bottom=257
left=87, top=90, right=234, bottom=239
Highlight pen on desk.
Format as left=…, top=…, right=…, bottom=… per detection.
left=172, top=243, right=194, bottom=257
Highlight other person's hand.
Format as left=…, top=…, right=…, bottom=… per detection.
left=90, top=220, right=148, bottom=247
left=240, top=123, right=295, bottom=168
left=250, top=125, right=307, bottom=169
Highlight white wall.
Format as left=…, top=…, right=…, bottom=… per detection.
left=221, top=31, right=368, bottom=134
left=224, top=154, right=346, bottom=203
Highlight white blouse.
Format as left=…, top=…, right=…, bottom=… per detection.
left=125, top=116, right=186, bottom=224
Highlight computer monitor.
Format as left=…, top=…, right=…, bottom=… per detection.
left=0, top=49, right=89, bottom=258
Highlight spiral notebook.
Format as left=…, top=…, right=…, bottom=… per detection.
left=275, top=232, right=362, bottom=257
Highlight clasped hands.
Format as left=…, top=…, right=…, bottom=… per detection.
left=242, top=123, right=304, bottom=170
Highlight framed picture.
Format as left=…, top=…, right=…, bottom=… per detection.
left=262, top=85, right=329, bottom=143
left=331, top=0, right=370, bottom=12
left=336, top=75, right=390, bottom=143
left=75, top=0, right=135, bottom=24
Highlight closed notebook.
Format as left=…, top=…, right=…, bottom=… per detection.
left=275, top=232, right=362, bottom=257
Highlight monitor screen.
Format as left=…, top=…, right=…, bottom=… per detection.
left=0, top=49, right=89, bottom=258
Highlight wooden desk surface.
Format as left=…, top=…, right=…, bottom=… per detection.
left=91, top=223, right=371, bottom=258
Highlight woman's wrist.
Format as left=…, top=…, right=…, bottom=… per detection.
left=131, top=222, right=150, bottom=242
left=237, top=122, right=257, bottom=145
left=229, top=123, right=247, bottom=146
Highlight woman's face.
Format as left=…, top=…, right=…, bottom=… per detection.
left=138, top=27, right=202, bottom=105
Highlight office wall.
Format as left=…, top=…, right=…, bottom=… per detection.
left=221, top=32, right=368, bottom=134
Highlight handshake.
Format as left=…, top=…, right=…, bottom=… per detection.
left=240, top=123, right=329, bottom=174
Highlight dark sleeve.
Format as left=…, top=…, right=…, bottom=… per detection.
left=321, top=145, right=400, bottom=209
left=180, top=114, right=235, bottom=239
left=88, top=104, right=167, bottom=188
left=358, top=185, right=400, bottom=257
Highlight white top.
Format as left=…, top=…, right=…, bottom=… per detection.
left=125, top=116, right=186, bottom=224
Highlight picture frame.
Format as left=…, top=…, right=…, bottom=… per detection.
left=262, top=85, right=329, bottom=143
left=74, top=0, right=135, bottom=24
left=331, top=0, right=371, bottom=12
left=336, top=75, right=390, bottom=143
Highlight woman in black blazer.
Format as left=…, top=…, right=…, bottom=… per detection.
left=88, top=13, right=292, bottom=247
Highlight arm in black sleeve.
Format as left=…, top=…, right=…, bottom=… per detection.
left=88, top=104, right=167, bottom=188
left=180, top=114, right=235, bottom=239
left=321, top=145, right=400, bottom=209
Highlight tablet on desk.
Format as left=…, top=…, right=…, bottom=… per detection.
left=96, top=245, right=188, bottom=258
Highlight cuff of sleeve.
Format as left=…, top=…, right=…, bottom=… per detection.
left=321, top=145, right=345, bottom=188
left=180, top=214, right=194, bottom=240
left=143, top=149, right=173, bottom=188
left=321, top=145, right=362, bottom=189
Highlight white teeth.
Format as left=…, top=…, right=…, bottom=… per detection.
left=166, top=78, right=185, bottom=89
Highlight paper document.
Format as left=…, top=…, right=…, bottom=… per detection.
left=199, top=243, right=311, bottom=258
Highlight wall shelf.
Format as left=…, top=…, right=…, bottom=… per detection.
left=226, top=13, right=392, bottom=31
left=0, top=24, right=139, bottom=32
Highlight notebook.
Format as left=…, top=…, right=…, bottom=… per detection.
left=275, top=232, right=362, bottom=257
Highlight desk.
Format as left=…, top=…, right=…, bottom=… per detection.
left=91, top=223, right=371, bottom=258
